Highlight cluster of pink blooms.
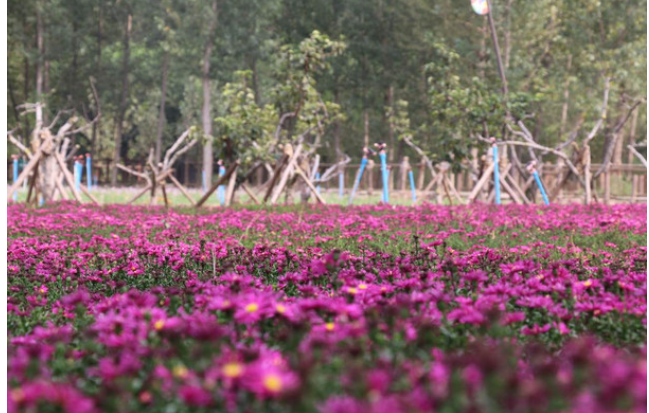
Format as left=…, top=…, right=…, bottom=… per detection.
left=7, top=202, right=647, bottom=412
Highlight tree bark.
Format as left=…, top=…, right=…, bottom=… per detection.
left=386, top=85, right=394, bottom=162
left=504, top=0, right=513, bottom=70
left=364, top=109, right=369, bottom=148
left=559, top=55, right=572, bottom=139
left=111, top=12, right=132, bottom=186
left=91, top=0, right=103, bottom=156
left=626, top=107, right=640, bottom=164
left=22, top=10, right=31, bottom=134
left=35, top=4, right=44, bottom=136
left=333, top=87, right=341, bottom=157
left=202, top=0, right=218, bottom=187
left=155, top=51, right=169, bottom=164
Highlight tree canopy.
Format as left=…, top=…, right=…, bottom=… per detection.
left=7, top=0, right=647, bottom=176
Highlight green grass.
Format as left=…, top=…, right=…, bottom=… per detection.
left=9, top=186, right=426, bottom=206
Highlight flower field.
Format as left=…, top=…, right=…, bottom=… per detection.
left=7, top=202, right=647, bottom=413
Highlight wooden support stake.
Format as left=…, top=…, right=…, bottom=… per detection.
left=26, top=165, right=39, bottom=205
left=294, top=165, right=326, bottom=204
left=7, top=138, right=50, bottom=199
left=270, top=145, right=303, bottom=204
left=196, top=162, right=240, bottom=207
left=467, top=163, right=495, bottom=203
left=441, top=173, right=453, bottom=205
left=224, top=167, right=238, bottom=207
left=53, top=151, right=84, bottom=203
left=79, top=183, right=100, bottom=205
left=168, top=173, right=196, bottom=206
left=161, top=183, right=169, bottom=208
left=521, top=175, right=536, bottom=193
left=55, top=176, right=68, bottom=201
left=584, top=145, right=592, bottom=205
left=126, top=170, right=175, bottom=205
left=263, top=155, right=289, bottom=203
left=241, top=183, right=260, bottom=204
left=499, top=172, right=522, bottom=204
left=445, top=175, right=465, bottom=205
left=504, top=173, right=531, bottom=204
left=149, top=167, right=157, bottom=206
left=128, top=185, right=152, bottom=205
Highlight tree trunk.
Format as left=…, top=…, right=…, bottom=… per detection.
left=386, top=85, right=394, bottom=162
left=559, top=55, right=572, bottom=138
left=111, top=12, right=132, bottom=186
left=626, top=108, right=640, bottom=164
left=22, top=11, right=31, bottom=134
left=583, top=145, right=591, bottom=205
left=155, top=51, right=169, bottom=164
left=504, top=0, right=513, bottom=70
left=251, top=55, right=261, bottom=105
left=91, top=0, right=103, bottom=156
left=333, top=87, right=341, bottom=157
left=8, top=76, right=21, bottom=126
left=35, top=4, right=44, bottom=137
left=202, top=0, right=218, bottom=186
left=364, top=109, right=369, bottom=148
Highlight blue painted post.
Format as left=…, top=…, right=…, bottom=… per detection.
left=86, top=155, right=92, bottom=190
left=217, top=165, right=226, bottom=205
left=348, top=157, right=367, bottom=205
left=21, top=158, right=26, bottom=191
left=339, top=171, right=344, bottom=198
left=409, top=170, right=416, bottom=203
left=380, top=152, right=389, bottom=204
left=12, top=157, right=18, bottom=201
left=492, top=141, right=501, bottom=205
left=74, top=161, right=81, bottom=192
left=315, top=172, right=321, bottom=195
left=533, top=171, right=550, bottom=205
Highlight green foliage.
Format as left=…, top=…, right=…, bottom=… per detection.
left=6, top=0, right=646, bottom=166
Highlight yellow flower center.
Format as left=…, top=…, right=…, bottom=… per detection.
left=583, top=280, right=593, bottom=287
left=325, top=322, right=335, bottom=331
left=154, top=320, right=165, bottom=331
left=276, top=304, right=286, bottom=314
left=347, top=287, right=357, bottom=295
left=358, top=284, right=368, bottom=290
left=245, top=303, right=259, bottom=313
left=263, top=374, right=283, bottom=392
left=222, top=362, right=243, bottom=378
left=39, top=288, right=46, bottom=294
left=173, top=365, right=188, bottom=379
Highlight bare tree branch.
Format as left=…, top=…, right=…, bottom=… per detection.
left=162, top=128, right=192, bottom=169
left=116, top=163, right=152, bottom=186
left=627, top=145, right=647, bottom=167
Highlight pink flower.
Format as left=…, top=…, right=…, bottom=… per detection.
left=179, top=385, right=212, bottom=407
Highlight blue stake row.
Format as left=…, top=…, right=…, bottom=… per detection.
left=348, top=157, right=367, bottom=205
